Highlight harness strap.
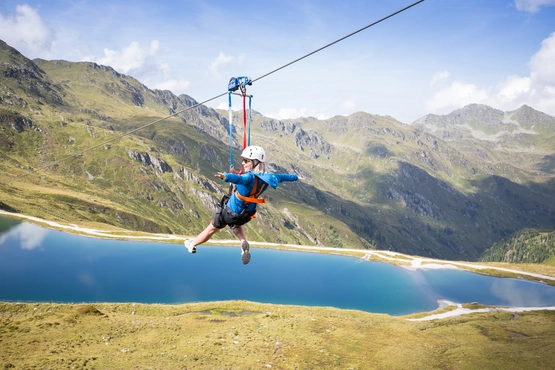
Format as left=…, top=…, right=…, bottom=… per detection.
left=235, top=191, right=266, bottom=204
left=241, top=83, right=248, bottom=149
left=227, top=92, right=233, bottom=170
left=234, top=177, right=267, bottom=204
left=247, top=95, right=252, bottom=147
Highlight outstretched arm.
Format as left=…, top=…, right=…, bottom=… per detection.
left=275, top=174, right=300, bottom=182
left=215, top=172, right=255, bottom=185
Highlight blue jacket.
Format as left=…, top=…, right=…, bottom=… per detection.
left=223, top=171, right=299, bottom=214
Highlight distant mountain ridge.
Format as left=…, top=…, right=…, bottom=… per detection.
left=413, top=104, right=555, bottom=147
left=1, top=39, right=554, bottom=261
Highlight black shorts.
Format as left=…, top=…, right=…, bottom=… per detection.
left=212, top=206, right=254, bottom=229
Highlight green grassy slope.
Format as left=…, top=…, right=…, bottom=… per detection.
left=1, top=301, right=555, bottom=369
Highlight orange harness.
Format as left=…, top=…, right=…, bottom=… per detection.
left=234, top=177, right=267, bottom=204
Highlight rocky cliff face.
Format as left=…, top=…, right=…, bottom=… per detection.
left=0, top=112, right=34, bottom=133
left=294, top=128, right=332, bottom=159
left=127, top=149, right=173, bottom=174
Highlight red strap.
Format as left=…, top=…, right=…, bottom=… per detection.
left=242, top=92, right=247, bottom=149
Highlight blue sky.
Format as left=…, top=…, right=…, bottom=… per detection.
left=1, top=0, right=555, bottom=123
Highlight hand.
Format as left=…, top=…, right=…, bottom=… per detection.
left=215, top=172, right=226, bottom=180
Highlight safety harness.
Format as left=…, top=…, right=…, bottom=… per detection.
left=232, top=176, right=268, bottom=219
left=234, top=176, right=267, bottom=204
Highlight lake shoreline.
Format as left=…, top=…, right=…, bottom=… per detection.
left=408, top=299, right=555, bottom=321
left=2, top=209, right=555, bottom=320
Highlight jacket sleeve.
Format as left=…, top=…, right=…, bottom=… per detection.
left=274, top=174, right=299, bottom=183
left=223, top=172, right=255, bottom=185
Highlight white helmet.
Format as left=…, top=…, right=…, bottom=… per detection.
left=241, top=145, right=266, bottom=162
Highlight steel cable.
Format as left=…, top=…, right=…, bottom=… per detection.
left=20, top=0, right=424, bottom=176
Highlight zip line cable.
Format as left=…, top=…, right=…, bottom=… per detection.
left=251, top=0, right=424, bottom=85
left=22, top=0, right=424, bottom=177
left=37, top=92, right=228, bottom=173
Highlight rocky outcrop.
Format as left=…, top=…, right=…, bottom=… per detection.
left=0, top=113, right=34, bottom=133
left=127, top=149, right=173, bottom=173
left=259, top=118, right=297, bottom=136
left=294, top=128, right=332, bottom=159
left=182, top=167, right=219, bottom=193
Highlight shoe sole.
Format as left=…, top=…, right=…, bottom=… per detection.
left=184, top=239, right=196, bottom=254
left=241, top=241, right=250, bottom=265
left=242, top=251, right=251, bottom=265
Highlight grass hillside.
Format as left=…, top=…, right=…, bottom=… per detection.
left=2, top=301, right=555, bottom=369
left=2, top=39, right=555, bottom=261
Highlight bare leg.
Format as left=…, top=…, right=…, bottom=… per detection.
left=233, top=225, right=251, bottom=265
left=231, top=225, right=247, bottom=243
left=191, top=222, right=220, bottom=247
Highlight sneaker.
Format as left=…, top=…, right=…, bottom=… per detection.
left=184, top=238, right=196, bottom=254
left=241, top=240, right=251, bottom=265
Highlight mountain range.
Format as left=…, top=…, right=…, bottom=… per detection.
left=1, top=39, right=554, bottom=262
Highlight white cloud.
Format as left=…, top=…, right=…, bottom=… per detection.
left=426, top=32, right=555, bottom=117
left=216, top=101, right=229, bottom=110
left=266, top=107, right=328, bottom=120
left=426, top=81, right=489, bottom=115
left=208, top=52, right=245, bottom=77
left=514, top=0, right=555, bottom=13
left=340, top=99, right=357, bottom=112
left=529, top=31, right=555, bottom=86
left=0, top=223, right=47, bottom=250
left=496, top=75, right=531, bottom=102
left=153, top=78, right=191, bottom=94
left=270, top=107, right=307, bottom=120
left=86, top=40, right=160, bottom=74
left=490, top=31, right=555, bottom=114
left=0, top=5, right=52, bottom=58
left=527, top=32, right=555, bottom=114
left=430, top=71, right=450, bottom=87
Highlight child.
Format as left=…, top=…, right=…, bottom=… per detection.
left=184, top=145, right=300, bottom=264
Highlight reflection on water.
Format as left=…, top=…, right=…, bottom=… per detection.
left=403, top=268, right=443, bottom=306
left=0, top=222, right=48, bottom=250
left=1, top=216, right=555, bottom=315
left=0, top=217, right=20, bottom=233
left=490, top=279, right=552, bottom=307
left=420, top=268, right=555, bottom=309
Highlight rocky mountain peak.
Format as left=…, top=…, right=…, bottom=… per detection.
left=508, top=104, right=555, bottom=129
left=412, top=103, right=554, bottom=145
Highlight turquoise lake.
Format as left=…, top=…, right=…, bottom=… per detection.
left=1, top=216, right=555, bottom=315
